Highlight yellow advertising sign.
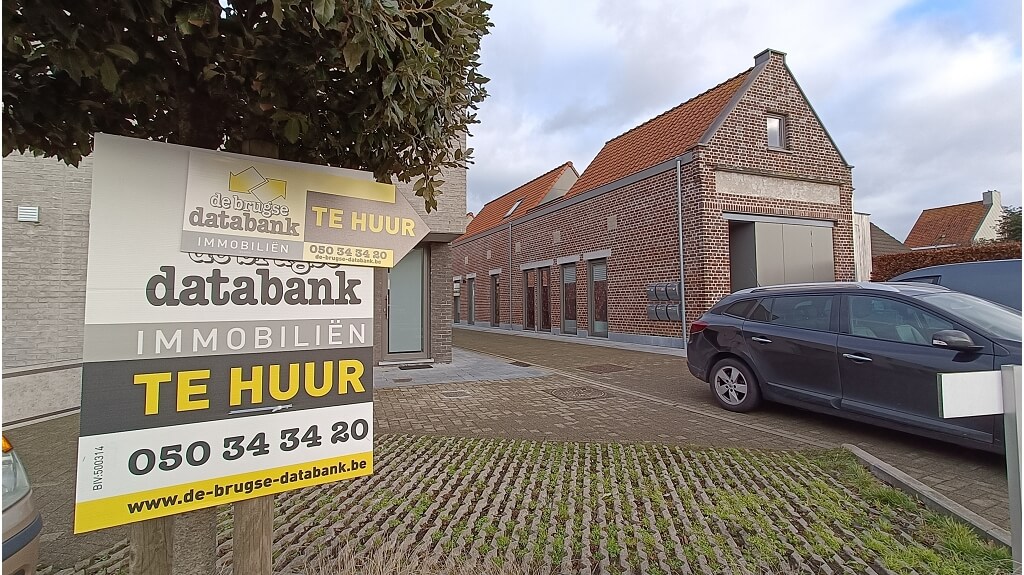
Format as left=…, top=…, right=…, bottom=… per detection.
left=181, top=152, right=428, bottom=267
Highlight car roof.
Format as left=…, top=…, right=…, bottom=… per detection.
left=891, top=258, right=1021, bottom=276
left=728, top=281, right=951, bottom=299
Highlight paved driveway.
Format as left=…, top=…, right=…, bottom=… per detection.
left=448, top=329, right=1009, bottom=529
left=5, top=329, right=1009, bottom=571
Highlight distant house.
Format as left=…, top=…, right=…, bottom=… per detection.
left=904, top=191, right=1003, bottom=250
left=871, top=223, right=909, bottom=256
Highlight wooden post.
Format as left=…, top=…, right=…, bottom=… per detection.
left=129, top=517, right=173, bottom=575
left=232, top=137, right=280, bottom=575
left=172, top=508, right=217, bottom=575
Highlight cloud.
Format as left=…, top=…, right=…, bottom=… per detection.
left=467, top=0, right=1022, bottom=241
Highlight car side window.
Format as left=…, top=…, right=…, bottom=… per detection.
left=723, top=299, right=756, bottom=319
left=748, top=298, right=772, bottom=322
left=765, top=295, right=834, bottom=331
left=847, top=295, right=956, bottom=345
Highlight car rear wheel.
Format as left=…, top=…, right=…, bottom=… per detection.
left=710, top=358, right=761, bottom=412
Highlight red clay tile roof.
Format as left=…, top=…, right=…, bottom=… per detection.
left=904, top=201, right=989, bottom=248
left=457, top=162, right=576, bottom=242
left=566, top=68, right=753, bottom=198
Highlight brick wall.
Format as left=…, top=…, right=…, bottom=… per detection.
left=2, top=154, right=93, bottom=422
left=429, top=242, right=453, bottom=363
left=394, top=133, right=469, bottom=238
left=2, top=154, right=92, bottom=369
left=690, top=50, right=854, bottom=326
left=451, top=227, right=511, bottom=326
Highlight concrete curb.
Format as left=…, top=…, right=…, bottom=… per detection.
left=842, top=443, right=1011, bottom=548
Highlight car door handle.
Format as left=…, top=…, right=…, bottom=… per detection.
left=842, top=353, right=872, bottom=363
left=751, top=336, right=772, bottom=344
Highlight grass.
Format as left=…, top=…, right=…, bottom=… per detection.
left=54, top=435, right=1017, bottom=575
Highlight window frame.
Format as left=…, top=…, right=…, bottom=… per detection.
left=766, top=114, right=787, bottom=150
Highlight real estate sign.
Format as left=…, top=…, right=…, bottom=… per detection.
left=74, top=134, right=399, bottom=532
left=180, top=150, right=427, bottom=267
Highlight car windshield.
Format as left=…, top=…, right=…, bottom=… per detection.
left=916, top=292, right=1022, bottom=341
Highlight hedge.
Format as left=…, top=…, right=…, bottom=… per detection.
left=872, top=242, right=1021, bottom=281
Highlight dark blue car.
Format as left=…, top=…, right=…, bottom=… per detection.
left=687, top=282, right=1022, bottom=453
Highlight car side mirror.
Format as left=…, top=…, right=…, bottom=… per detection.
left=931, top=330, right=983, bottom=353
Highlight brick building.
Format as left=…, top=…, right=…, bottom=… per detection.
left=453, top=49, right=856, bottom=348
left=2, top=141, right=468, bottom=425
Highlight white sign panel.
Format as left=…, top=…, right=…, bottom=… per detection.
left=938, top=371, right=1004, bottom=418
left=75, top=135, right=374, bottom=533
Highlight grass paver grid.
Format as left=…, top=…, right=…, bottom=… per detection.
left=46, top=434, right=1012, bottom=575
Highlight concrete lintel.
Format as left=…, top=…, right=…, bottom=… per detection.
left=722, top=212, right=834, bottom=228
left=519, top=259, right=554, bottom=271
left=582, top=249, right=611, bottom=261
left=465, top=273, right=477, bottom=279
left=556, top=255, right=579, bottom=266
left=489, top=268, right=502, bottom=276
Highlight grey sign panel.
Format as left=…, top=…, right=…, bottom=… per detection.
left=80, top=346, right=373, bottom=437
left=84, top=318, right=373, bottom=362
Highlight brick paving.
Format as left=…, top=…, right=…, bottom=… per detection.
left=6, top=329, right=1011, bottom=573
left=450, top=329, right=1010, bottom=529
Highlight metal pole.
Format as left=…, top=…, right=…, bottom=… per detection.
left=1002, top=364, right=1022, bottom=568
left=508, top=222, right=513, bottom=329
left=675, top=157, right=686, bottom=344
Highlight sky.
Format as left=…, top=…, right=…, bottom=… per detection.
left=465, top=0, right=1022, bottom=242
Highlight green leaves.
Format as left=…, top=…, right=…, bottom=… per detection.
left=3, top=0, right=493, bottom=212
left=105, top=44, right=139, bottom=64
left=312, top=0, right=336, bottom=26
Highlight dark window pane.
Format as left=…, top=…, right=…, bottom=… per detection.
left=767, top=295, right=833, bottom=331
left=540, top=269, right=551, bottom=330
left=749, top=299, right=772, bottom=322
left=848, top=295, right=956, bottom=344
left=724, top=299, right=756, bottom=319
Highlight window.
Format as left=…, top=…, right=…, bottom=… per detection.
left=766, top=115, right=785, bottom=149
left=562, top=264, right=577, bottom=334
left=767, top=295, right=833, bottom=331
left=722, top=299, right=757, bottom=319
left=847, top=295, right=956, bottom=345
left=504, top=199, right=523, bottom=218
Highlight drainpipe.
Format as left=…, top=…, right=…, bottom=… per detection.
left=508, top=222, right=513, bottom=329
left=676, top=156, right=687, bottom=347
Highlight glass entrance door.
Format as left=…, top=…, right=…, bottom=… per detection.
left=524, top=270, right=536, bottom=330
left=540, top=268, right=551, bottom=331
left=490, top=274, right=500, bottom=327
left=589, top=259, right=608, bottom=338
left=562, top=264, right=577, bottom=334
left=386, top=247, right=428, bottom=357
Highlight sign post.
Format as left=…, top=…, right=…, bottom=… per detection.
left=75, top=134, right=428, bottom=572
left=939, top=366, right=1022, bottom=566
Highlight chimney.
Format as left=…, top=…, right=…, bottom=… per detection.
left=983, top=190, right=1001, bottom=207
left=754, top=48, right=787, bottom=66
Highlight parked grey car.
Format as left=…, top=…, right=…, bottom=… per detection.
left=687, top=282, right=1022, bottom=453
left=890, top=259, right=1021, bottom=311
